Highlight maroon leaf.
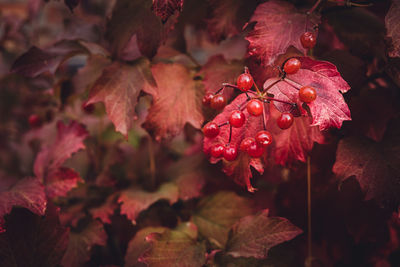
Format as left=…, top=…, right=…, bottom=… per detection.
left=86, top=59, right=156, bottom=138
left=193, top=191, right=254, bottom=248
left=226, top=209, right=303, bottom=259
left=34, top=120, right=88, bottom=198
left=118, top=183, right=179, bottom=224
left=0, top=204, right=69, bottom=267
left=89, top=195, right=116, bottom=224
left=139, top=222, right=206, bottom=267
left=11, top=40, right=89, bottom=78
left=246, top=0, right=320, bottom=66
left=64, top=0, right=80, bottom=12
left=152, top=0, right=183, bottom=21
left=0, top=177, right=47, bottom=232
left=125, top=227, right=167, bottom=267
left=61, top=221, right=107, bottom=267
left=266, top=57, right=351, bottom=130
left=385, top=0, right=400, bottom=58
left=203, top=94, right=266, bottom=192
left=143, top=63, right=204, bottom=141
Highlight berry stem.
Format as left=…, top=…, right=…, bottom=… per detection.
left=327, top=0, right=373, bottom=7
left=215, top=87, right=224, bottom=95
left=222, top=83, right=240, bottom=90
left=218, top=122, right=229, bottom=127
left=307, top=0, right=322, bottom=15
left=244, top=66, right=250, bottom=74
left=263, top=78, right=282, bottom=93
left=228, top=125, right=232, bottom=143
left=253, top=81, right=262, bottom=94
left=264, top=97, right=296, bottom=107
left=283, top=77, right=303, bottom=90
left=262, top=102, right=267, bottom=130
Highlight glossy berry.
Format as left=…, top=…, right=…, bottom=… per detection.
left=202, top=93, right=214, bottom=106
left=237, top=73, right=254, bottom=92
left=299, top=86, right=317, bottom=103
left=277, top=112, right=294, bottom=130
left=300, top=32, right=317, bottom=49
left=255, top=130, right=273, bottom=147
left=203, top=122, right=219, bottom=138
left=246, top=99, right=263, bottom=116
left=247, top=142, right=264, bottom=158
left=229, top=110, right=245, bottom=128
left=82, top=102, right=95, bottom=114
left=223, top=144, right=238, bottom=161
left=210, top=143, right=225, bottom=158
left=283, top=58, right=301, bottom=74
left=28, top=114, right=42, bottom=128
left=210, top=94, right=226, bottom=110
left=240, top=137, right=256, bottom=152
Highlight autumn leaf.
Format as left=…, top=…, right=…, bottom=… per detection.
left=61, top=221, right=107, bottom=267
left=246, top=0, right=320, bottom=66
left=226, top=209, right=302, bottom=259
left=139, top=222, right=206, bottom=267
left=89, top=194, right=116, bottom=224
left=0, top=177, right=47, bottom=232
left=34, top=120, right=88, bottom=198
left=143, top=63, right=204, bottom=141
left=192, top=191, right=254, bottom=248
left=385, top=0, right=400, bottom=58
left=86, top=58, right=156, bottom=138
left=152, top=0, right=183, bottom=22
left=118, top=182, right=179, bottom=224
left=203, top=93, right=266, bottom=191
left=266, top=57, right=351, bottom=130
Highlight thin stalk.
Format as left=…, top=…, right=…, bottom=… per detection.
left=222, top=83, right=240, bottom=90
left=253, top=81, right=262, bottom=94
left=218, top=122, right=229, bottom=127
left=263, top=78, right=282, bottom=93
left=228, top=125, right=232, bottom=143
left=308, top=0, right=322, bottom=14
left=283, top=77, right=303, bottom=90
left=264, top=97, right=296, bottom=107
left=262, top=102, right=267, bottom=130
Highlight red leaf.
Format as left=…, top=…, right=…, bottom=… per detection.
left=385, top=0, right=400, bottom=58
left=89, top=195, right=116, bottom=224
left=86, top=59, right=156, bottom=138
left=34, top=121, right=88, bottom=198
left=152, top=0, right=183, bottom=21
left=143, top=63, right=204, bottom=141
left=246, top=0, right=320, bottom=66
left=226, top=209, right=303, bottom=259
left=0, top=177, right=47, bottom=232
left=203, top=94, right=266, bottom=191
left=118, top=183, right=179, bottom=224
left=266, top=57, right=351, bottom=130
left=11, top=40, right=89, bottom=78
left=61, top=221, right=107, bottom=267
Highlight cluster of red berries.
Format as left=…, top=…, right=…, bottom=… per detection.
left=203, top=52, right=317, bottom=161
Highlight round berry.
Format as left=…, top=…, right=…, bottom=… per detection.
left=223, top=144, right=238, bottom=161
left=283, top=58, right=301, bottom=74
left=210, top=143, right=225, bottom=158
left=202, top=93, right=214, bottom=106
left=299, top=86, right=317, bottom=103
left=255, top=130, right=273, bottom=147
left=28, top=114, right=42, bottom=128
left=229, top=110, right=245, bottom=128
left=247, top=142, right=264, bottom=158
left=246, top=99, right=263, bottom=116
left=210, top=94, right=226, bottom=110
left=203, top=122, right=219, bottom=138
left=240, top=137, right=256, bottom=152
left=277, top=112, right=294, bottom=130
left=300, top=32, right=317, bottom=49
left=237, top=73, right=254, bottom=92
left=82, top=102, right=95, bottom=114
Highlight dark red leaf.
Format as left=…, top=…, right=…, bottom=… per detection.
left=143, top=63, right=204, bottom=141
left=152, top=0, right=183, bottom=21
left=86, top=59, right=156, bottom=138
left=226, top=209, right=303, bottom=259
left=64, top=0, right=80, bottom=12
left=45, top=167, right=83, bottom=199
left=266, top=57, right=351, bottom=130
left=246, top=0, right=320, bottom=66
left=0, top=177, right=47, bottom=232
left=61, top=221, right=107, bottom=267
left=385, top=0, right=400, bottom=58
left=89, top=195, right=116, bottom=224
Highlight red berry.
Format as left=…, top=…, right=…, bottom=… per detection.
left=210, top=143, right=225, bottom=158
left=277, top=112, right=294, bottom=130
left=229, top=110, right=245, bottom=128
left=255, top=130, right=273, bottom=147
left=240, top=137, right=256, bottom=152
left=283, top=58, right=301, bottom=74
left=237, top=73, right=254, bottom=92
left=210, top=94, right=226, bottom=110
left=28, top=114, right=42, bottom=128
left=299, top=86, right=317, bottom=103
left=223, top=144, right=238, bottom=161
left=300, top=32, right=317, bottom=49
left=247, top=142, right=264, bottom=158
left=202, top=93, right=214, bottom=106
left=203, top=122, right=219, bottom=138
left=82, top=102, right=95, bottom=114
left=246, top=99, right=263, bottom=116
